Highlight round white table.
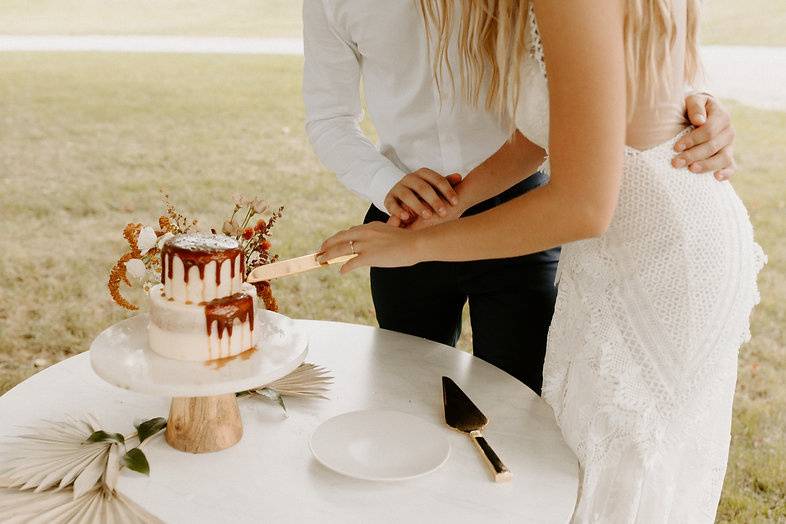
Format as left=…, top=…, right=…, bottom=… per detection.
left=0, top=320, right=578, bottom=523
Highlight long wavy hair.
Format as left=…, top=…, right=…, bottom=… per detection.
left=418, top=0, right=702, bottom=124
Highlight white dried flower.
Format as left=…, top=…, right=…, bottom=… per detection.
left=232, top=194, right=246, bottom=207
left=222, top=220, right=241, bottom=237
left=249, top=198, right=267, bottom=214
left=137, top=226, right=157, bottom=255
left=125, top=258, right=147, bottom=280
left=157, top=232, right=174, bottom=250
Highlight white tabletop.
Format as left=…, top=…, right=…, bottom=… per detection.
left=0, top=320, right=578, bottom=523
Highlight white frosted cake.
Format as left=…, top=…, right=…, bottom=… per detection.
left=148, top=233, right=257, bottom=361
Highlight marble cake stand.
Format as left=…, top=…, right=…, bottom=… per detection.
left=90, top=310, right=308, bottom=454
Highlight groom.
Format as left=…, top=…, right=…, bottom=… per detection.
left=302, top=0, right=737, bottom=394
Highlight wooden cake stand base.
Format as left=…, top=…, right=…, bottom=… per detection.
left=166, top=394, right=243, bottom=453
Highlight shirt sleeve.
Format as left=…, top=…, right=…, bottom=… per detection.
left=302, top=0, right=405, bottom=213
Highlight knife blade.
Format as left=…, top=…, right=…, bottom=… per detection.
left=442, top=376, right=512, bottom=482
left=246, top=253, right=356, bottom=283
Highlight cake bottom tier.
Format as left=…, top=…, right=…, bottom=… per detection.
left=148, top=283, right=257, bottom=362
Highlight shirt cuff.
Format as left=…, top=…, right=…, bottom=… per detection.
left=368, top=164, right=405, bottom=215
left=685, top=87, right=712, bottom=98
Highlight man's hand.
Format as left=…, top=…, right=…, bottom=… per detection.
left=673, top=94, right=736, bottom=181
left=400, top=197, right=468, bottom=230
left=384, top=169, right=462, bottom=222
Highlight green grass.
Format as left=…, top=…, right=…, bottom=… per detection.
left=714, top=104, right=786, bottom=523
left=0, top=0, right=302, bottom=37
left=0, top=53, right=784, bottom=522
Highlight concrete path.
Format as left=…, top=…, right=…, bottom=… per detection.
left=1, top=35, right=784, bottom=111
left=701, top=46, right=786, bottom=111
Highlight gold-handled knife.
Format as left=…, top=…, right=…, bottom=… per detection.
left=442, top=376, right=512, bottom=482
left=246, top=253, right=356, bottom=283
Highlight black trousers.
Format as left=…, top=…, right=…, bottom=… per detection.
left=366, top=172, right=560, bottom=394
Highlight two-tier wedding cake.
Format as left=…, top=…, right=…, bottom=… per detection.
left=148, top=233, right=257, bottom=361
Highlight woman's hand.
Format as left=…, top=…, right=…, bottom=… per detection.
left=317, top=222, right=424, bottom=273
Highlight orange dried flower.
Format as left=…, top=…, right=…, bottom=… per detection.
left=253, top=281, right=278, bottom=312
left=159, top=216, right=176, bottom=234
left=108, top=252, right=139, bottom=310
left=242, top=227, right=254, bottom=240
left=161, top=192, right=198, bottom=233
left=123, top=223, right=142, bottom=256
left=254, top=219, right=266, bottom=232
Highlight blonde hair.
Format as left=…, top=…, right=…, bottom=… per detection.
left=418, top=0, right=702, bottom=123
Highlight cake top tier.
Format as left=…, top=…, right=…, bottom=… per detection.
left=166, top=233, right=240, bottom=254
left=160, top=233, right=245, bottom=304
left=161, top=234, right=243, bottom=283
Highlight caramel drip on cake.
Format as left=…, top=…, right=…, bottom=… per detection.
left=204, top=293, right=255, bottom=340
left=161, top=233, right=243, bottom=286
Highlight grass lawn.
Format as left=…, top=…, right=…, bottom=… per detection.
left=0, top=52, right=784, bottom=522
left=715, top=103, right=786, bottom=523
left=0, top=0, right=302, bottom=38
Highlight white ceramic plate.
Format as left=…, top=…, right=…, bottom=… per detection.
left=310, top=410, right=450, bottom=481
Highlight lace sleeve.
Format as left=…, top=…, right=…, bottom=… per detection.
left=528, top=4, right=547, bottom=78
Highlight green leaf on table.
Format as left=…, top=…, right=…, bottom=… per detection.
left=135, top=417, right=167, bottom=444
left=257, top=388, right=288, bottom=415
left=122, top=448, right=150, bottom=476
left=85, top=430, right=125, bottom=445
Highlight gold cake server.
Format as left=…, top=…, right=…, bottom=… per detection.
left=246, top=253, right=356, bottom=282
left=442, top=376, right=512, bottom=482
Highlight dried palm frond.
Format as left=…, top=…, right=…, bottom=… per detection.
left=264, top=363, right=333, bottom=398
left=0, top=415, right=166, bottom=523
left=239, top=363, right=333, bottom=414
left=0, top=485, right=162, bottom=524
left=0, top=415, right=114, bottom=498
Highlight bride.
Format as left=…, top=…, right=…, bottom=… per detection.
left=319, top=0, right=764, bottom=521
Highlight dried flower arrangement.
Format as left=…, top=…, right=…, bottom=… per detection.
left=108, top=193, right=282, bottom=312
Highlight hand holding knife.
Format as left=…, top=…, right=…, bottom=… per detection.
left=247, top=252, right=356, bottom=283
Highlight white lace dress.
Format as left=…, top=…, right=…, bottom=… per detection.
left=517, top=10, right=766, bottom=523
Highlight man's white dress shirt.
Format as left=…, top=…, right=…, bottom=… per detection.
left=303, top=0, right=511, bottom=212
